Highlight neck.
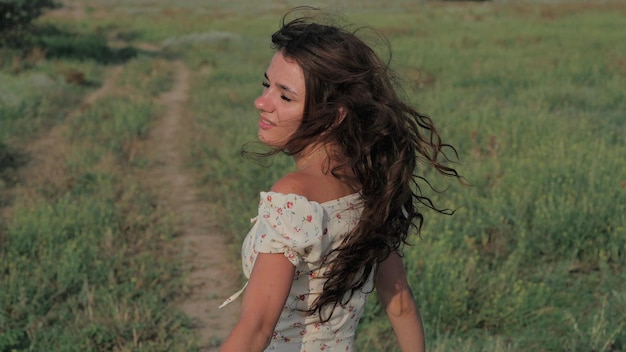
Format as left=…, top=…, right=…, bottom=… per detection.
left=295, top=145, right=327, bottom=170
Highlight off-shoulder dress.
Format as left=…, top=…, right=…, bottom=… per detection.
left=221, top=191, right=374, bottom=351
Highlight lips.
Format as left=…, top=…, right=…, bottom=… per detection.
left=258, top=117, right=275, bottom=130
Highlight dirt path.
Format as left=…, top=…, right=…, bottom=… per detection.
left=24, top=3, right=241, bottom=347
left=9, top=57, right=240, bottom=349
left=146, top=60, right=240, bottom=350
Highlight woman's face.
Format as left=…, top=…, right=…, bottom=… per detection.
left=254, top=51, right=306, bottom=147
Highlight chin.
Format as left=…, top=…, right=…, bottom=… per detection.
left=258, top=133, right=281, bottom=147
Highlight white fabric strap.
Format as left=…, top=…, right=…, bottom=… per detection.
left=218, top=281, right=248, bottom=309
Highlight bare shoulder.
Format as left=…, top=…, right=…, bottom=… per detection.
left=271, top=170, right=357, bottom=203
left=270, top=172, right=312, bottom=197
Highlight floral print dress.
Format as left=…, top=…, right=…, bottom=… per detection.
left=221, top=191, right=374, bottom=351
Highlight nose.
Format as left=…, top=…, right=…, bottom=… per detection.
left=254, top=92, right=272, bottom=112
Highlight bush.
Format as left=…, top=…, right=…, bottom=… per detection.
left=0, top=142, right=26, bottom=188
left=0, top=0, right=59, bottom=33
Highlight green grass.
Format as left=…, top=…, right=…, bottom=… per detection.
left=188, top=2, right=626, bottom=351
left=0, top=69, right=86, bottom=141
left=0, top=49, right=194, bottom=350
left=2, top=176, right=191, bottom=351
left=1, top=1, right=625, bottom=351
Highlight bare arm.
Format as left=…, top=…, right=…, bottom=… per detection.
left=219, top=253, right=295, bottom=351
left=376, top=251, right=425, bottom=352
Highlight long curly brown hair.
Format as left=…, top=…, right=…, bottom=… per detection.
left=266, top=8, right=462, bottom=322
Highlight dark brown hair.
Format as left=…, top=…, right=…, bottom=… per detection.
left=269, top=8, right=462, bottom=321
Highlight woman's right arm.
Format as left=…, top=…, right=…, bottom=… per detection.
left=375, top=251, right=426, bottom=352
left=219, top=252, right=295, bottom=351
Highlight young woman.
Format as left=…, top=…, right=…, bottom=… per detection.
left=219, top=8, right=461, bottom=352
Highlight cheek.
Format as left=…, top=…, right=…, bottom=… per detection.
left=282, top=117, right=303, bottom=139
left=284, top=116, right=302, bottom=132
left=269, top=120, right=299, bottom=146
left=285, top=106, right=304, bottom=129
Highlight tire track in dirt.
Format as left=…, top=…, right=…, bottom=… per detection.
left=8, top=65, right=123, bottom=203
left=146, top=60, right=240, bottom=351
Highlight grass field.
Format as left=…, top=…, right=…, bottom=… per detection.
left=1, top=1, right=625, bottom=351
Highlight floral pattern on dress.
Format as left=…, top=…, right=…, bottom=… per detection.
left=234, top=191, right=373, bottom=352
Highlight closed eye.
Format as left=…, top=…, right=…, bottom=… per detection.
left=263, top=81, right=293, bottom=102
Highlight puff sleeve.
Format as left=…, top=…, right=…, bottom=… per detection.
left=249, top=192, right=329, bottom=267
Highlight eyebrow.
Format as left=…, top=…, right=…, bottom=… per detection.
left=264, top=73, right=299, bottom=96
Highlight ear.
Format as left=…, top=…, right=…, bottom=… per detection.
left=335, top=106, right=347, bottom=126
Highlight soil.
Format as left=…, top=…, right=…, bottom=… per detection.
left=146, top=60, right=240, bottom=350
